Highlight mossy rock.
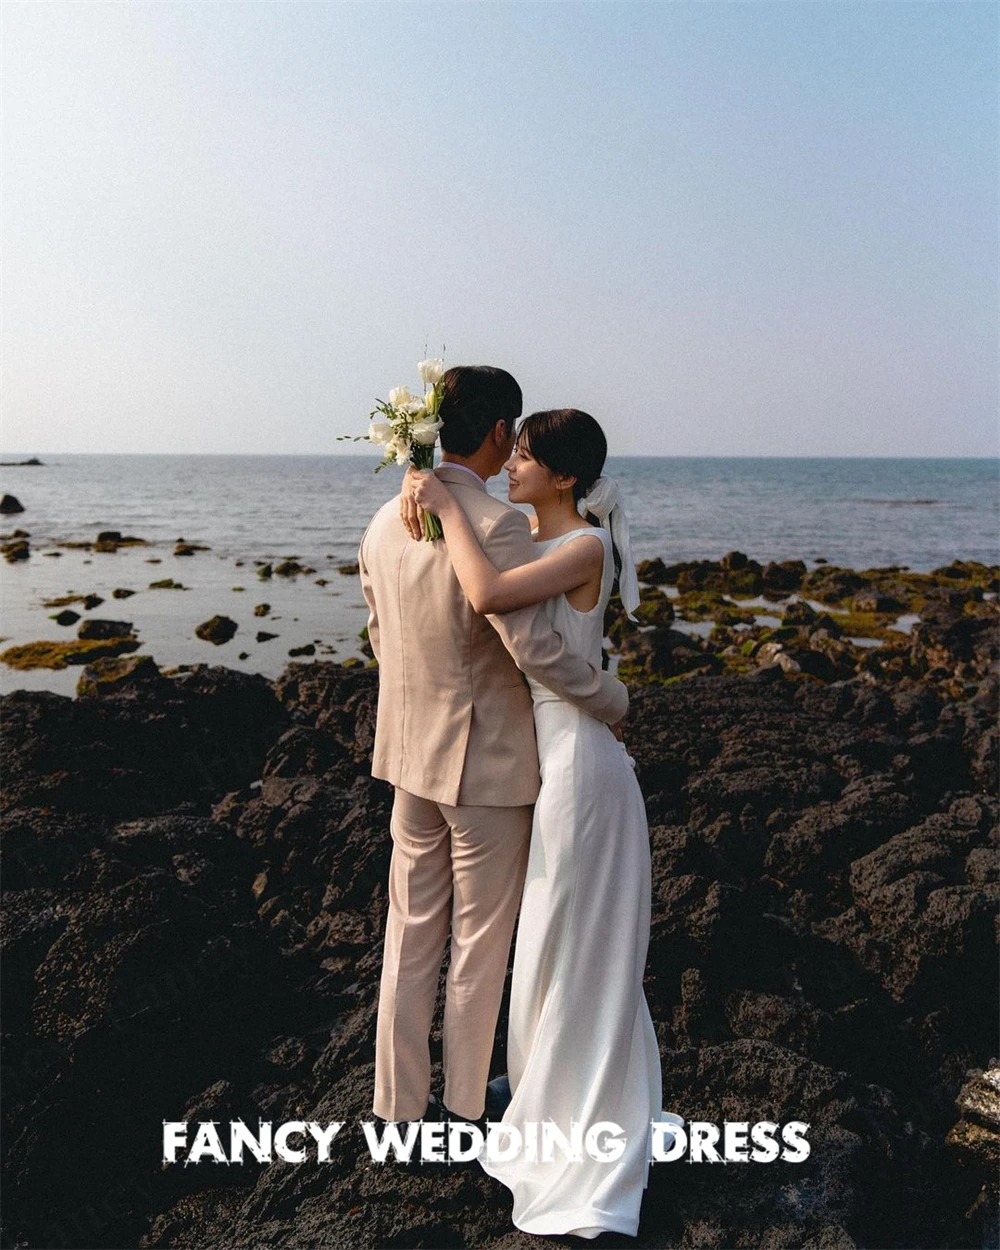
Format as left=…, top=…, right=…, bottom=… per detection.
left=801, top=565, right=866, bottom=604
left=635, top=557, right=670, bottom=584
left=828, top=610, right=900, bottom=642
left=94, top=531, right=147, bottom=552
left=275, top=559, right=316, bottom=577
left=715, top=605, right=758, bottom=627
left=930, top=560, right=997, bottom=583
left=721, top=566, right=764, bottom=596
left=851, top=590, right=906, bottom=613
left=675, top=563, right=724, bottom=593
left=675, top=589, right=729, bottom=621
left=195, top=615, right=237, bottom=645
left=0, top=637, right=140, bottom=670
left=77, top=618, right=134, bottom=641
left=782, top=600, right=819, bottom=627
left=43, top=592, right=105, bottom=609
left=76, top=653, right=163, bottom=697
left=761, top=560, right=807, bottom=593
left=633, top=590, right=675, bottom=627
left=2, top=539, right=30, bottom=562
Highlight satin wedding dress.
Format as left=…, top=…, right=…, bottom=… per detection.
left=479, top=525, right=662, bottom=1239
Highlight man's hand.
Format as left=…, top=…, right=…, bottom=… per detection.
left=399, top=465, right=424, bottom=541
left=610, top=710, right=628, bottom=742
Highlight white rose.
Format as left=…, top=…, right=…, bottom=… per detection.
left=388, top=385, right=412, bottom=407
left=417, top=358, right=445, bottom=386
left=410, top=418, right=443, bottom=445
left=368, top=420, right=394, bottom=446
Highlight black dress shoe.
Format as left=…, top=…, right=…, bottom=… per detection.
left=485, top=1073, right=512, bottom=1120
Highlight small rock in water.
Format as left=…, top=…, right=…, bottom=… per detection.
left=275, top=559, right=315, bottom=577
left=77, top=619, right=135, bottom=641
left=2, top=539, right=29, bottom=562
left=0, top=494, right=25, bottom=514
left=94, top=530, right=146, bottom=552
left=195, top=615, right=238, bottom=644
left=254, top=603, right=271, bottom=617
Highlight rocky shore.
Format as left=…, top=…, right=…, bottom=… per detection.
left=1, top=553, right=998, bottom=1249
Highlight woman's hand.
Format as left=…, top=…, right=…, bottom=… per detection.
left=411, top=469, right=454, bottom=518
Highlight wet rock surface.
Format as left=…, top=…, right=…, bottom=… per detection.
left=1, top=635, right=997, bottom=1247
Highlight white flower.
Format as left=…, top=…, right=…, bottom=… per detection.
left=410, top=418, right=443, bottom=445
left=387, top=435, right=411, bottom=466
left=417, top=358, right=445, bottom=386
left=403, top=399, right=426, bottom=416
left=368, top=419, right=394, bottom=446
left=424, top=388, right=439, bottom=414
left=388, top=385, right=412, bottom=408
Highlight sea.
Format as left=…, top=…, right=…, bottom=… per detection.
left=1, top=454, right=997, bottom=697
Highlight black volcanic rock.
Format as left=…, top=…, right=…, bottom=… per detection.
left=0, top=647, right=996, bottom=1249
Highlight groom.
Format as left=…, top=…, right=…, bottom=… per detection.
left=358, top=364, right=628, bottom=1125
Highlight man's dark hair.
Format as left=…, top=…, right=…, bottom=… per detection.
left=437, top=366, right=522, bottom=456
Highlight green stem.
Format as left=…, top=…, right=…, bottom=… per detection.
left=410, top=445, right=443, bottom=541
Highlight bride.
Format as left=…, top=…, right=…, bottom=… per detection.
left=410, top=409, right=662, bottom=1240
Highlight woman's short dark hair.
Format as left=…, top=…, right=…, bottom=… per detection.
left=438, top=366, right=522, bottom=456
left=516, top=409, right=607, bottom=503
left=518, top=407, right=621, bottom=590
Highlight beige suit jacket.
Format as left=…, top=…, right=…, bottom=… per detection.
left=358, top=464, right=629, bottom=808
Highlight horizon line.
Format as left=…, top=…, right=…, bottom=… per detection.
left=1, top=452, right=998, bottom=462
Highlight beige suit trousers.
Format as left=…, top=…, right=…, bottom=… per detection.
left=373, top=788, right=532, bottom=1122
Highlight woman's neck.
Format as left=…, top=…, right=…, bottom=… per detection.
left=533, top=497, right=590, bottom=541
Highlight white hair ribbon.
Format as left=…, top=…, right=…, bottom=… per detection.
left=579, top=475, right=640, bottom=621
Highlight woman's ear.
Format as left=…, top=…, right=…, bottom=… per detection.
left=555, top=473, right=578, bottom=492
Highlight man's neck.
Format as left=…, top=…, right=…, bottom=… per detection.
left=440, top=453, right=494, bottom=483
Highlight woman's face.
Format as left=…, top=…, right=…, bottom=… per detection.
left=504, top=439, right=560, bottom=506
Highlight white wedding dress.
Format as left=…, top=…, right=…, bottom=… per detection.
left=479, top=526, right=663, bottom=1239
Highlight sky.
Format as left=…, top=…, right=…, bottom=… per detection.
left=2, top=1, right=996, bottom=457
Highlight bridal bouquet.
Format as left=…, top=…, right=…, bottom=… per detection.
left=340, top=357, right=446, bottom=540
